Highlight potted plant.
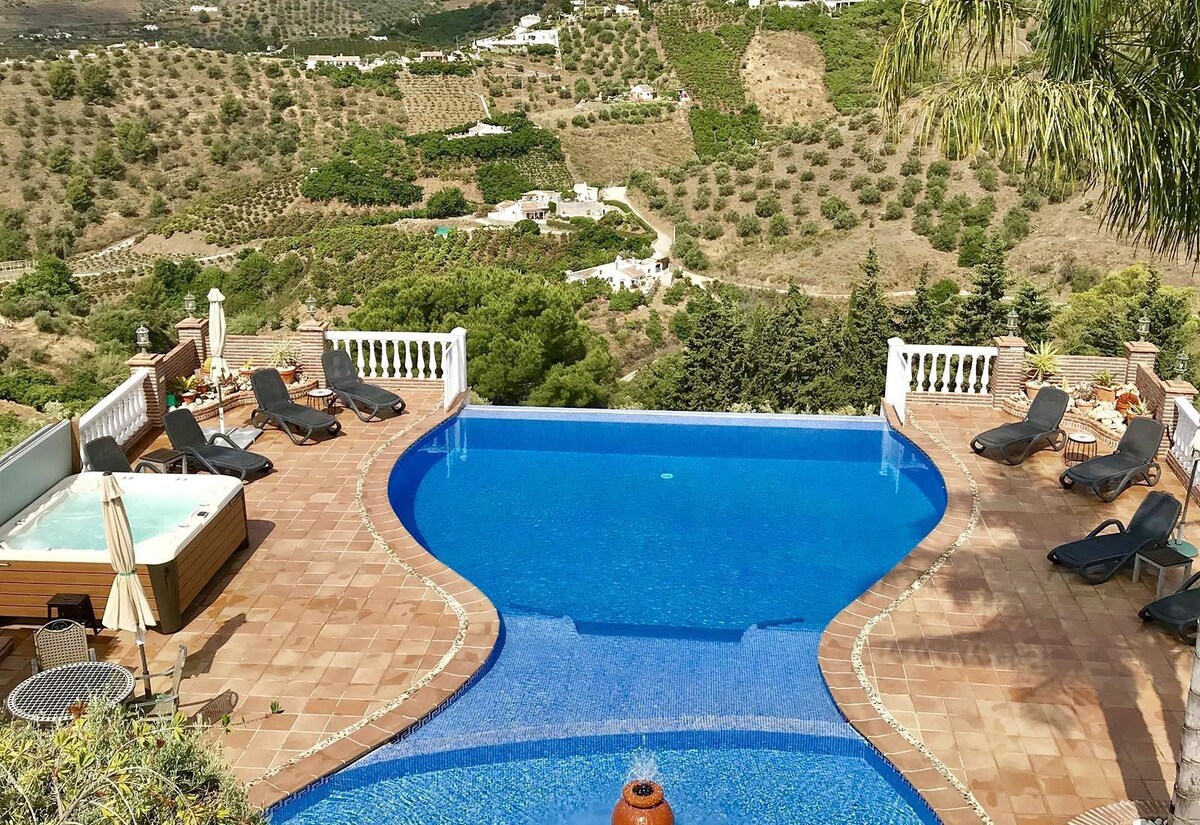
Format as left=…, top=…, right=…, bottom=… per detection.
left=1116, top=390, right=1140, bottom=414
left=1125, top=401, right=1152, bottom=424
left=269, top=341, right=300, bottom=383
left=1024, top=341, right=1061, bottom=400
left=239, top=359, right=255, bottom=379
left=171, top=375, right=200, bottom=404
left=1093, top=370, right=1117, bottom=403
left=1074, top=385, right=1097, bottom=412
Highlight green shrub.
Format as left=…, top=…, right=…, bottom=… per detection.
left=0, top=703, right=264, bottom=825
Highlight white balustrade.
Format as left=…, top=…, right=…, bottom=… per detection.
left=78, top=369, right=151, bottom=466
left=1172, top=396, right=1200, bottom=467
left=326, top=328, right=468, bottom=408
left=884, top=338, right=999, bottom=424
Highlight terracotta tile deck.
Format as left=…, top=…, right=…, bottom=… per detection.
left=822, top=401, right=1193, bottom=825
left=1, top=396, right=1192, bottom=823
left=0, top=388, right=499, bottom=808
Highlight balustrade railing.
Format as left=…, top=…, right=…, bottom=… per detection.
left=1172, top=396, right=1200, bottom=467
left=78, top=369, right=151, bottom=466
left=326, top=328, right=468, bottom=408
left=884, top=338, right=999, bottom=423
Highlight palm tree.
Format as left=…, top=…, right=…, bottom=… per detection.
left=873, top=0, right=1200, bottom=262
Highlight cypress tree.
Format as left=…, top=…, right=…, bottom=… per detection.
left=1010, top=281, right=1054, bottom=344
left=838, top=247, right=894, bottom=408
left=954, top=235, right=1009, bottom=344
left=669, top=303, right=748, bottom=411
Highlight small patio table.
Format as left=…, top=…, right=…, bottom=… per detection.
left=5, top=661, right=135, bottom=724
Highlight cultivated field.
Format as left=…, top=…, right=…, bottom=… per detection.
left=399, top=73, right=486, bottom=132
left=741, top=31, right=835, bottom=123
left=0, top=44, right=409, bottom=255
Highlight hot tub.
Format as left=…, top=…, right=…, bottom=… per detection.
left=0, top=473, right=248, bottom=633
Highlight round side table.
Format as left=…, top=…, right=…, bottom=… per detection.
left=307, top=388, right=335, bottom=412
left=1064, top=431, right=1098, bottom=466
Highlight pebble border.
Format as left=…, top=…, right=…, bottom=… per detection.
left=249, top=398, right=474, bottom=787
left=842, top=412, right=991, bottom=823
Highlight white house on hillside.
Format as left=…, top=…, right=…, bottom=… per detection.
left=448, top=121, right=511, bottom=140
left=474, top=14, right=560, bottom=50
left=566, top=255, right=670, bottom=294
left=629, top=84, right=656, bottom=101
left=486, top=183, right=613, bottom=223
left=305, top=54, right=365, bottom=70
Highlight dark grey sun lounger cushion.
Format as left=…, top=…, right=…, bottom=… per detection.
left=164, top=408, right=273, bottom=480
left=84, top=436, right=161, bottom=474
left=250, top=368, right=341, bottom=445
left=1047, top=490, right=1181, bottom=583
left=1059, top=417, right=1164, bottom=502
left=321, top=349, right=406, bottom=422
left=1140, top=570, right=1200, bottom=642
left=970, top=386, right=1068, bottom=465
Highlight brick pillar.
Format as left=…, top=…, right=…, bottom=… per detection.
left=296, top=318, right=330, bottom=387
left=126, top=351, right=168, bottom=426
left=990, top=335, right=1027, bottom=404
left=176, top=317, right=209, bottom=364
left=1125, top=340, right=1159, bottom=384
left=1160, top=378, right=1198, bottom=438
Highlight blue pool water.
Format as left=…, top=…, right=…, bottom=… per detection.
left=389, top=408, right=945, bottom=631
left=272, top=408, right=947, bottom=824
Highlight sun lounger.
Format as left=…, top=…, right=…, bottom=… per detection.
left=322, top=349, right=406, bottom=422
left=250, top=368, right=341, bottom=445
left=164, top=408, right=273, bottom=479
left=970, top=387, right=1068, bottom=465
left=1059, top=417, right=1163, bottom=502
left=1047, top=491, right=1181, bottom=583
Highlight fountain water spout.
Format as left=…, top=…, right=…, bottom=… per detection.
left=611, top=779, right=674, bottom=825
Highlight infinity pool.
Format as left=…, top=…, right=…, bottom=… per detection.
left=273, top=408, right=946, bottom=824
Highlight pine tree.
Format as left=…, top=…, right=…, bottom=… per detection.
left=954, top=235, right=1009, bottom=344
left=1010, top=281, right=1054, bottom=344
left=838, top=247, right=894, bottom=408
left=669, top=303, right=748, bottom=411
left=896, top=264, right=947, bottom=343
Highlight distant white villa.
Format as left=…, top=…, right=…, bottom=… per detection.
left=565, top=255, right=670, bottom=294
left=366, top=35, right=389, bottom=42
left=189, top=4, right=220, bottom=13
left=305, top=54, right=365, bottom=70
left=629, top=84, right=656, bottom=101
left=487, top=183, right=614, bottom=224
left=778, top=0, right=864, bottom=9
left=448, top=121, right=511, bottom=140
left=613, top=4, right=638, bottom=15
left=474, top=14, right=560, bottom=51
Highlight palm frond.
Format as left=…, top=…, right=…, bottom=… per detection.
left=874, top=0, right=1025, bottom=116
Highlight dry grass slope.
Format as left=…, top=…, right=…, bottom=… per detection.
left=741, top=31, right=835, bottom=123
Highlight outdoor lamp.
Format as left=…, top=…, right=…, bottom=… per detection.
left=1138, top=315, right=1151, bottom=340
left=183, top=292, right=196, bottom=317
left=1178, top=351, right=1191, bottom=381
left=135, top=323, right=150, bottom=354
left=1005, top=308, right=1018, bottom=334
left=304, top=295, right=317, bottom=315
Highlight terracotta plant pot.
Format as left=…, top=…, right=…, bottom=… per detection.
left=1126, top=412, right=1151, bottom=425
left=181, top=391, right=197, bottom=403
left=1094, top=385, right=1116, bottom=403
left=1115, top=392, right=1139, bottom=414
left=1024, top=381, right=1043, bottom=401
left=612, top=781, right=674, bottom=825
left=239, top=368, right=254, bottom=379
left=278, top=366, right=297, bottom=383
left=1075, top=400, right=1096, bottom=413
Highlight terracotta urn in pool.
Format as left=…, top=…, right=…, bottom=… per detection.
left=612, top=780, right=674, bottom=825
